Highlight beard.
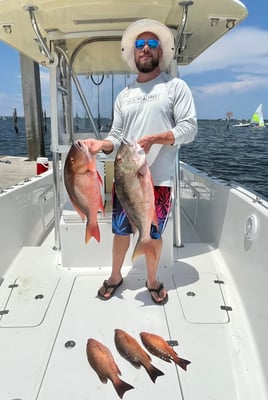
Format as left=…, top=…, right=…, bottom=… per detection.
left=135, top=56, right=160, bottom=73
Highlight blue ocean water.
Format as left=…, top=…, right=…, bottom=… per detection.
left=0, top=117, right=267, bottom=199
left=180, top=120, right=268, bottom=200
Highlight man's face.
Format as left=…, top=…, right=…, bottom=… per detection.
left=134, top=32, right=162, bottom=73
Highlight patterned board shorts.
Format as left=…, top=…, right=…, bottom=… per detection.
left=112, top=185, right=172, bottom=239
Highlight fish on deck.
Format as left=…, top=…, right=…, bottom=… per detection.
left=140, top=331, right=191, bottom=371
left=64, top=140, right=104, bottom=243
left=114, top=328, right=164, bottom=383
left=86, top=338, right=134, bottom=399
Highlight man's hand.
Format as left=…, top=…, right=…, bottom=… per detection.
left=137, top=135, right=155, bottom=154
left=138, top=131, right=175, bottom=153
left=83, top=139, right=113, bottom=155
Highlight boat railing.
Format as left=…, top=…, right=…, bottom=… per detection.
left=173, top=155, right=182, bottom=247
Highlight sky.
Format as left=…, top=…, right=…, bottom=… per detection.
left=0, top=0, right=267, bottom=120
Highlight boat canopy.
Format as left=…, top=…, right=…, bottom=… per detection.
left=0, top=0, right=248, bottom=74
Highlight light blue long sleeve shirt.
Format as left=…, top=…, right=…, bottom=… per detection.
left=105, top=73, right=197, bottom=186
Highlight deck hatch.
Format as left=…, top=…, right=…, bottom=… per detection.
left=0, top=276, right=60, bottom=327
left=173, top=272, right=230, bottom=324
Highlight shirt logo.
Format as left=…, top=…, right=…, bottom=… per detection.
left=126, top=93, right=160, bottom=105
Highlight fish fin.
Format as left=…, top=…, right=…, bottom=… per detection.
left=74, top=205, right=86, bottom=222
left=85, top=221, right=101, bottom=243
left=147, top=364, right=164, bottom=383
left=113, top=378, right=134, bottom=399
left=98, top=374, right=108, bottom=384
left=129, top=221, right=137, bottom=235
left=128, top=359, right=142, bottom=369
left=96, top=172, right=105, bottom=216
left=98, top=197, right=105, bottom=216
left=131, top=238, right=157, bottom=262
left=68, top=196, right=86, bottom=222
left=176, top=357, right=191, bottom=371
left=152, top=212, right=158, bottom=230
left=97, top=170, right=104, bottom=186
left=138, top=162, right=147, bottom=177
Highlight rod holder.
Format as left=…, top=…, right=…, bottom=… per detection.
left=23, top=5, right=54, bottom=63
left=176, top=1, right=194, bottom=56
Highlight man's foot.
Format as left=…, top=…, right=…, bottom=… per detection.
left=146, top=281, right=168, bottom=305
left=97, top=278, right=123, bottom=300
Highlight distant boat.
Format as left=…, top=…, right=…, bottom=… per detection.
left=232, top=120, right=251, bottom=127
left=232, top=104, right=266, bottom=128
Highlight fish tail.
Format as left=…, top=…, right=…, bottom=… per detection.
left=176, top=357, right=191, bottom=371
left=98, top=199, right=105, bottom=216
left=113, top=378, right=134, bottom=399
left=131, top=238, right=157, bottom=262
left=146, top=364, right=164, bottom=383
left=85, top=221, right=101, bottom=243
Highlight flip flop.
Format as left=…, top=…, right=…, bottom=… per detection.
left=97, top=279, right=123, bottom=300
left=146, top=282, right=168, bottom=305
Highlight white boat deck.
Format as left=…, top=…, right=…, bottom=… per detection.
left=0, top=222, right=259, bottom=400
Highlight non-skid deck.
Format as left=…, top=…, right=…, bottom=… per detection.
left=0, top=235, right=256, bottom=400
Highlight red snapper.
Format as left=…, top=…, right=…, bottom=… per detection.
left=64, top=140, right=104, bottom=243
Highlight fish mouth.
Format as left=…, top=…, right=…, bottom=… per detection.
left=122, top=137, right=134, bottom=147
left=122, top=137, right=144, bottom=155
left=74, top=140, right=85, bottom=151
left=73, top=140, right=91, bottom=155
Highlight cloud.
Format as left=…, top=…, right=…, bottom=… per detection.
left=193, top=74, right=268, bottom=97
left=178, top=26, right=268, bottom=117
left=180, top=26, right=268, bottom=76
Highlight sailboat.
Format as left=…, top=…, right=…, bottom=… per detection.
left=232, top=104, right=266, bottom=128
left=250, top=103, right=265, bottom=128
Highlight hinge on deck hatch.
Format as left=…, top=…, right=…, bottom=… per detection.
left=214, top=279, right=224, bottom=284
left=0, top=284, right=19, bottom=315
left=8, top=283, right=19, bottom=289
left=166, top=340, right=179, bottom=347
left=220, top=305, right=233, bottom=312
left=214, top=280, right=233, bottom=312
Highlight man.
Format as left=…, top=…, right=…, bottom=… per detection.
left=84, top=19, right=197, bottom=304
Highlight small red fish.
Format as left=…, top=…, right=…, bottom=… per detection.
left=86, top=338, right=134, bottom=398
left=64, top=140, right=104, bottom=243
left=140, top=332, right=191, bottom=371
left=114, top=329, right=164, bottom=383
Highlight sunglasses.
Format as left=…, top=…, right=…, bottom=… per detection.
left=135, top=39, right=160, bottom=49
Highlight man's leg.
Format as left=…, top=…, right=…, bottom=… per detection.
left=145, top=186, right=171, bottom=303
left=98, top=185, right=132, bottom=299
left=98, top=234, right=130, bottom=299
left=145, top=237, right=167, bottom=303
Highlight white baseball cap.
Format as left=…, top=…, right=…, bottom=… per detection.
left=121, top=19, right=175, bottom=73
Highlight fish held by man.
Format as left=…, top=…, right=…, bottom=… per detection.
left=114, top=138, right=158, bottom=261
left=114, top=328, right=164, bottom=383
left=140, top=331, right=191, bottom=371
left=86, top=338, right=134, bottom=398
left=64, top=140, right=104, bottom=243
